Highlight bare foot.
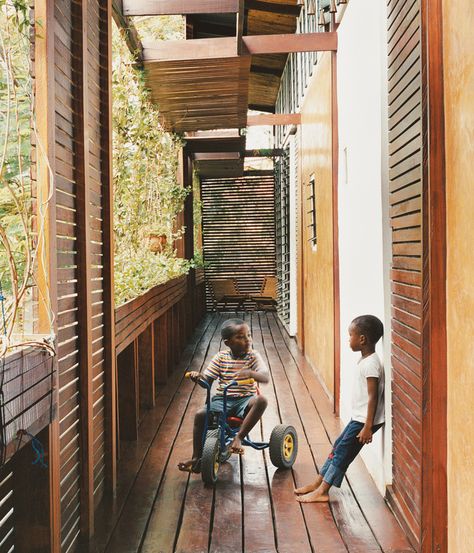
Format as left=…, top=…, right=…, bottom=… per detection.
left=296, top=489, right=329, bottom=503
left=229, top=436, right=244, bottom=454
left=177, top=458, right=201, bottom=473
left=294, top=475, right=323, bottom=495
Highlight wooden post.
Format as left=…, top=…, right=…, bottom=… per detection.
left=154, top=313, right=169, bottom=385
left=331, top=47, right=340, bottom=416
left=34, top=0, right=60, bottom=550
left=138, top=324, right=155, bottom=409
left=421, top=0, right=447, bottom=550
left=117, top=341, right=139, bottom=440
left=74, top=0, right=94, bottom=539
left=183, top=150, right=195, bottom=335
left=102, top=0, right=118, bottom=494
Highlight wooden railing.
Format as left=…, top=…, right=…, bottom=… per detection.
left=114, top=272, right=206, bottom=441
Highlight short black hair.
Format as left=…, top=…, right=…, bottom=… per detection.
left=351, top=315, right=384, bottom=345
left=221, top=318, right=246, bottom=340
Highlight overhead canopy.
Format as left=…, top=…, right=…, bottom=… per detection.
left=114, top=0, right=337, bottom=177
left=116, top=0, right=337, bottom=133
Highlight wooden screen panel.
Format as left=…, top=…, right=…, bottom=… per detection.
left=88, top=0, right=107, bottom=509
left=201, top=175, right=276, bottom=310
left=275, top=147, right=291, bottom=326
left=387, top=0, right=422, bottom=546
left=55, top=0, right=82, bottom=550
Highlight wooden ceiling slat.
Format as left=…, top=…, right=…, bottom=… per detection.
left=123, top=0, right=240, bottom=16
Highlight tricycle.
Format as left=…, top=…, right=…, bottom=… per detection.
left=186, top=372, right=298, bottom=485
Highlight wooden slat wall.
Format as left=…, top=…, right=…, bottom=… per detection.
left=201, top=175, right=276, bottom=310
left=55, top=0, right=82, bottom=549
left=54, top=0, right=112, bottom=548
left=88, top=0, right=107, bottom=511
left=387, top=0, right=422, bottom=547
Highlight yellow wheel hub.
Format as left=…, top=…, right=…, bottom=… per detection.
left=214, top=452, right=220, bottom=476
left=283, top=434, right=294, bottom=460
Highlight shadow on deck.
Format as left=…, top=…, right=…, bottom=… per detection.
left=90, top=313, right=414, bottom=553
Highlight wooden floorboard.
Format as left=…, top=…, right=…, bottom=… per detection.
left=93, top=312, right=414, bottom=553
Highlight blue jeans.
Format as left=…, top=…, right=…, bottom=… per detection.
left=320, top=420, right=383, bottom=488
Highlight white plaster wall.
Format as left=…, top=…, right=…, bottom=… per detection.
left=337, top=0, right=391, bottom=494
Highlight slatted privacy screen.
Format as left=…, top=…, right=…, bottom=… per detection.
left=55, top=0, right=112, bottom=549
left=275, top=148, right=291, bottom=326
left=387, top=0, right=422, bottom=546
left=55, top=1, right=82, bottom=548
left=201, top=175, right=276, bottom=310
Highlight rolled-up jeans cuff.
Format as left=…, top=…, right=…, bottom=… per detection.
left=320, top=463, right=344, bottom=488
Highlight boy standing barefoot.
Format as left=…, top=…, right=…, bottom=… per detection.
left=295, top=314, right=384, bottom=502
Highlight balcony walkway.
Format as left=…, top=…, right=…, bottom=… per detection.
left=91, top=312, right=413, bottom=553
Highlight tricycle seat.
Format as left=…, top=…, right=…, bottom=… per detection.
left=227, top=416, right=243, bottom=428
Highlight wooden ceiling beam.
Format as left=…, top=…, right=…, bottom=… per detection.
left=123, top=0, right=240, bottom=16
left=246, top=0, right=302, bottom=16
left=142, top=37, right=237, bottom=61
left=142, top=32, right=337, bottom=62
left=194, top=152, right=241, bottom=160
left=243, top=32, right=337, bottom=54
left=244, top=149, right=284, bottom=157
left=247, top=113, right=301, bottom=126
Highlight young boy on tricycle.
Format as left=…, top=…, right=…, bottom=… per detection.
left=178, top=318, right=269, bottom=474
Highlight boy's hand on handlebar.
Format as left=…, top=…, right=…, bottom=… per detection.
left=186, top=371, right=201, bottom=382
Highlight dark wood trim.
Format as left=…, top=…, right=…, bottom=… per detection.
left=247, top=113, right=301, bottom=127
left=244, top=149, right=284, bottom=157
left=34, top=0, right=60, bottom=549
left=242, top=32, right=337, bottom=55
left=420, top=0, right=447, bottom=551
left=331, top=51, right=340, bottom=416
left=248, top=103, right=275, bottom=113
left=122, top=0, right=240, bottom=16
left=236, top=0, right=245, bottom=55
left=102, top=0, right=118, bottom=495
left=250, top=64, right=283, bottom=76
left=246, top=0, right=302, bottom=16
left=74, top=0, right=94, bottom=539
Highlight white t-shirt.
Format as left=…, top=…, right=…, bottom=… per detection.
left=351, top=352, right=385, bottom=425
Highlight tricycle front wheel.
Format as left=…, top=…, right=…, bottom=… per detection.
left=269, top=424, right=298, bottom=469
left=201, top=434, right=221, bottom=485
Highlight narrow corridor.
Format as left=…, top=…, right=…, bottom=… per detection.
left=90, top=313, right=413, bottom=553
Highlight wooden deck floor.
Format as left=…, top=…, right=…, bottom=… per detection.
left=91, top=313, right=414, bottom=553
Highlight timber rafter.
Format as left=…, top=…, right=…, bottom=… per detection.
left=142, top=32, right=337, bottom=62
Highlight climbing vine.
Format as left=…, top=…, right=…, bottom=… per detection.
left=112, top=17, right=194, bottom=305
left=0, top=0, right=41, bottom=349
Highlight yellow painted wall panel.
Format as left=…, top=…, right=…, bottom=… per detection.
left=299, top=53, right=334, bottom=394
left=443, top=1, right=474, bottom=550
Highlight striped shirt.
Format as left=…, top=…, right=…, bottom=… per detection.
left=203, top=350, right=261, bottom=397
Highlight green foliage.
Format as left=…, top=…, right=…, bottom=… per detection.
left=0, top=0, right=34, bottom=333
left=113, top=18, right=194, bottom=305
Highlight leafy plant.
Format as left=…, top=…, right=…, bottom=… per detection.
left=0, top=0, right=37, bottom=347
left=112, top=18, right=192, bottom=305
